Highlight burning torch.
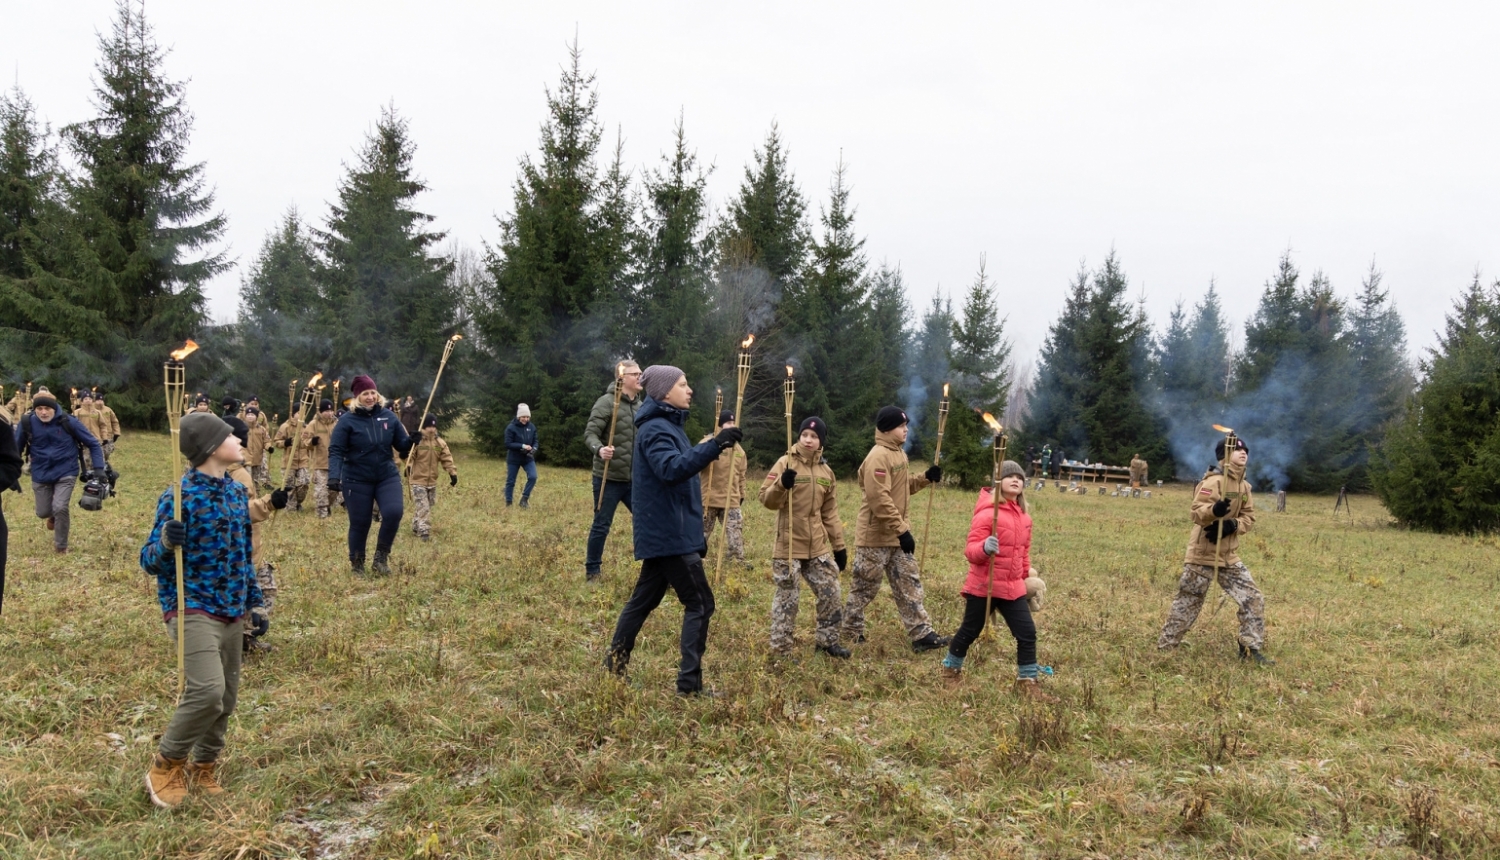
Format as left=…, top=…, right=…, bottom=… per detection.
left=417, top=333, right=463, bottom=432
left=597, top=362, right=627, bottom=512
left=981, top=412, right=1007, bottom=639
left=1210, top=424, right=1238, bottom=579
left=733, top=334, right=754, bottom=434
left=919, top=382, right=951, bottom=575
left=282, top=373, right=323, bottom=492
left=163, top=339, right=199, bottom=698
left=782, top=364, right=797, bottom=567
left=707, top=385, right=724, bottom=578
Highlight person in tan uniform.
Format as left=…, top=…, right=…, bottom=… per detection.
left=1157, top=436, right=1272, bottom=665
left=226, top=460, right=289, bottom=652
left=840, top=406, right=950, bottom=653
left=243, top=408, right=272, bottom=489
left=760, top=416, right=850, bottom=659
left=407, top=415, right=457, bottom=540
left=273, top=414, right=310, bottom=510
left=94, top=392, right=121, bottom=463
left=301, top=400, right=338, bottom=518
left=75, top=391, right=104, bottom=443
left=1129, top=454, right=1148, bottom=489
left=699, top=410, right=750, bottom=571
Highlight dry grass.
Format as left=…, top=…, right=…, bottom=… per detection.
left=2, top=432, right=1500, bottom=858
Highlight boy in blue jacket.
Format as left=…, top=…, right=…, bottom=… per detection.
left=603, top=365, right=742, bottom=696
left=140, top=413, right=265, bottom=808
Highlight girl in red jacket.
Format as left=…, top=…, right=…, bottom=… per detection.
left=940, top=459, right=1055, bottom=701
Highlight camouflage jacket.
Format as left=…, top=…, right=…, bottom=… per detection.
left=140, top=468, right=264, bottom=620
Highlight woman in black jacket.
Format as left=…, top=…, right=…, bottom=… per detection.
left=328, top=375, right=414, bottom=576
left=0, top=409, right=23, bottom=612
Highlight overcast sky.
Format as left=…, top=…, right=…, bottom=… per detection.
left=7, top=2, right=1498, bottom=364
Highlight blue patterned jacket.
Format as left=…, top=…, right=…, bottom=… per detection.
left=140, top=468, right=264, bottom=620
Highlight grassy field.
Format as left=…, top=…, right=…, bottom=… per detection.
left=2, top=430, right=1500, bottom=859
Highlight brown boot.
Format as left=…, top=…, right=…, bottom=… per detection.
left=939, top=666, right=963, bottom=689
left=145, top=753, right=189, bottom=808
left=1015, top=678, right=1059, bottom=704
left=185, top=760, right=225, bottom=796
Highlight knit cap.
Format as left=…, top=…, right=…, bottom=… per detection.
left=351, top=375, right=377, bottom=395
left=1215, top=436, right=1249, bottom=461
left=999, top=459, right=1026, bottom=481
left=221, top=396, right=239, bottom=413
left=31, top=394, right=59, bottom=411
left=640, top=365, right=684, bottom=401
left=180, top=412, right=233, bottom=467
left=718, top=410, right=735, bottom=427
left=875, top=405, right=908, bottom=433
left=423, top=415, right=438, bottom=429
left=319, top=399, right=334, bottom=413
left=799, top=416, right=827, bottom=447
left=517, top=403, right=531, bottom=418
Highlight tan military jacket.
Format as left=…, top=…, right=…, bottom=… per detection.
left=408, top=433, right=456, bottom=486
left=1184, top=465, right=1256, bottom=567
left=301, top=413, right=337, bottom=470
left=855, top=430, right=929, bottom=547
left=228, top=462, right=276, bottom=567
left=697, top=438, right=746, bottom=510
left=759, top=445, right=845, bottom=560
left=274, top=419, right=309, bottom=469
left=245, top=422, right=271, bottom=467
left=76, top=403, right=105, bottom=443
left=1129, top=457, right=1147, bottom=482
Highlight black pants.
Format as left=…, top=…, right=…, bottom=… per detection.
left=343, top=473, right=404, bottom=560
left=606, top=553, right=715, bottom=693
left=948, top=593, right=1035, bottom=666
left=0, top=508, right=7, bottom=613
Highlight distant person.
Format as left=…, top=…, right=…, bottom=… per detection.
left=1156, top=436, right=1273, bottom=665
left=302, top=400, right=337, bottom=518
left=1050, top=447, right=1065, bottom=480
left=328, top=375, right=414, bottom=576
left=0, top=406, right=23, bottom=613
left=17, top=393, right=105, bottom=555
left=699, top=410, right=749, bottom=570
left=1038, top=444, right=1052, bottom=479
left=504, top=403, right=538, bottom=508
left=244, top=408, right=272, bottom=488
left=1129, top=453, right=1148, bottom=489
left=603, top=365, right=741, bottom=696
left=408, top=415, right=458, bottom=541
left=399, top=395, right=421, bottom=437
left=94, top=392, right=121, bottom=463
left=220, top=397, right=249, bottom=447
left=583, top=361, right=642, bottom=582
left=192, top=394, right=212, bottom=414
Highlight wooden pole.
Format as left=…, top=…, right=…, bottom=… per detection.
left=919, top=383, right=950, bottom=576
left=706, top=387, right=722, bottom=577
left=783, top=367, right=795, bottom=568
left=163, top=340, right=198, bottom=699
left=982, top=424, right=1006, bottom=640
left=719, top=339, right=754, bottom=582
left=597, top=362, right=625, bottom=512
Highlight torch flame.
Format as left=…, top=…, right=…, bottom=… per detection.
left=785, top=365, right=794, bottom=377
left=943, top=382, right=950, bottom=398
left=981, top=412, right=1004, bottom=433
left=308, top=372, right=324, bottom=387
left=741, top=334, right=755, bottom=349
left=1212, top=424, right=1234, bottom=434
left=169, top=339, right=199, bottom=361
left=617, top=363, right=626, bottom=378
left=450, top=334, right=463, bottom=342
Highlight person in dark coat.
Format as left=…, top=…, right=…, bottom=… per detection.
left=504, top=403, right=539, bottom=508
left=603, top=365, right=742, bottom=696
left=327, top=375, right=414, bottom=576
left=0, top=409, right=24, bottom=612
left=221, top=397, right=250, bottom=447
left=399, top=395, right=421, bottom=437
left=16, top=394, right=105, bottom=554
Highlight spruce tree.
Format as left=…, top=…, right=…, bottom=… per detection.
left=1347, top=261, right=1415, bottom=479
left=1155, top=282, right=1231, bottom=477
left=905, top=292, right=953, bottom=460
left=471, top=42, right=631, bottom=463
left=1371, top=278, right=1500, bottom=532
left=1027, top=265, right=1094, bottom=456
left=0, top=85, right=64, bottom=376
left=315, top=106, right=458, bottom=417
left=49, top=0, right=226, bottom=424
left=226, top=210, right=323, bottom=410
left=867, top=263, right=912, bottom=423
left=944, top=258, right=1013, bottom=488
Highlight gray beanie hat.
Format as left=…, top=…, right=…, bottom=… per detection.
left=999, top=459, right=1026, bottom=481
left=180, top=412, right=233, bottom=467
left=639, top=365, right=684, bottom=402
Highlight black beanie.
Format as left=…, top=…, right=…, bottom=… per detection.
left=875, top=405, right=908, bottom=433
left=221, top=396, right=240, bottom=413
left=799, top=416, right=827, bottom=447
left=1215, top=437, right=1249, bottom=461
left=320, top=399, right=334, bottom=413
left=31, top=394, right=60, bottom=412
left=423, top=415, right=438, bottom=429
left=718, top=409, right=735, bottom=427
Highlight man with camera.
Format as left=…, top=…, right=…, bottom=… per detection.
left=16, top=393, right=106, bottom=554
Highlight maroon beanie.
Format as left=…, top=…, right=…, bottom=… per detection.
left=351, top=375, right=377, bottom=395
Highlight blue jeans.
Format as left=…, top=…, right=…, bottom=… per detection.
left=505, top=459, right=537, bottom=503
left=585, top=478, right=632, bottom=575
left=343, top=473, right=404, bottom=560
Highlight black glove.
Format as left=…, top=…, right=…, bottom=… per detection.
left=1211, top=498, right=1231, bottom=518
left=249, top=611, right=270, bottom=638
left=307, top=436, right=319, bottom=447
left=714, top=426, right=743, bottom=450
left=112, top=435, right=119, bottom=443
left=162, top=519, right=186, bottom=550
left=898, top=531, right=916, bottom=555
left=834, top=548, right=848, bottom=571
left=327, top=479, right=341, bottom=495
left=925, top=465, right=942, bottom=483
left=779, top=468, right=797, bottom=490
left=282, top=440, right=292, bottom=449
left=1203, top=519, right=1239, bottom=543
left=270, top=489, right=289, bottom=510
left=83, top=471, right=96, bottom=483
left=449, top=474, right=458, bottom=487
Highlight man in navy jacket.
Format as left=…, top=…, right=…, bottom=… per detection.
left=603, top=365, right=742, bottom=696
left=17, top=393, right=105, bottom=554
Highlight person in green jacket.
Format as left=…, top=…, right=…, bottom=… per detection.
left=583, top=361, right=642, bottom=582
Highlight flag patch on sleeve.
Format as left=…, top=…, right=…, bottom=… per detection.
left=874, top=469, right=887, bottom=477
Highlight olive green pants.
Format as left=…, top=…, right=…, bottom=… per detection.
left=158, top=614, right=244, bottom=763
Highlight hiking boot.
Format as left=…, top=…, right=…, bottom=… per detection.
left=519, top=499, right=529, bottom=509
left=678, top=687, right=721, bottom=699
left=911, top=632, right=950, bottom=653
left=1015, top=678, right=1059, bottom=704
left=603, top=649, right=629, bottom=677
left=45, top=516, right=55, bottom=531
left=741, top=560, right=755, bottom=571
left=940, top=666, right=963, bottom=689
left=815, top=643, right=851, bottom=659
left=243, top=634, right=273, bottom=655
left=585, top=570, right=601, bottom=584
left=145, top=753, right=189, bottom=808
left=350, top=556, right=366, bottom=576
left=1239, top=643, right=1275, bottom=666
left=371, top=550, right=391, bottom=577
left=55, top=547, right=69, bottom=555
left=185, top=760, right=225, bottom=796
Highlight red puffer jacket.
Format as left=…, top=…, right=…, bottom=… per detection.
left=961, top=488, right=1032, bottom=601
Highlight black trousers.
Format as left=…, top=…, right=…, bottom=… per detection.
left=343, top=473, right=405, bottom=560
left=948, top=593, right=1035, bottom=666
left=607, top=553, right=715, bottom=693
left=0, top=507, right=7, bottom=613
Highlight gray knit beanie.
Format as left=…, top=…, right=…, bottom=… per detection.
left=999, top=459, right=1026, bottom=481
left=639, top=365, right=684, bottom=401
left=180, top=412, right=233, bottom=467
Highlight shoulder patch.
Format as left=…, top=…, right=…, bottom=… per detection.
left=1198, top=488, right=1213, bottom=496
left=873, top=469, right=887, bottom=477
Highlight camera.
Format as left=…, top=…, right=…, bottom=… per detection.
left=77, top=467, right=117, bottom=512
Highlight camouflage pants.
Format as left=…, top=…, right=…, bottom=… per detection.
left=411, top=485, right=436, bottom=537
left=251, top=463, right=270, bottom=489
left=101, top=439, right=115, bottom=464
left=288, top=468, right=309, bottom=510
left=313, top=469, right=331, bottom=517
left=256, top=562, right=278, bottom=613
left=1157, top=561, right=1265, bottom=650
left=841, top=546, right=936, bottom=642
left=702, top=507, right=745, bottom=563
left=770, top=554, right=844, bottom=653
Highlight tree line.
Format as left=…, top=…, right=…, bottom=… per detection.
left=7, top=2, right=1494, bottom=533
